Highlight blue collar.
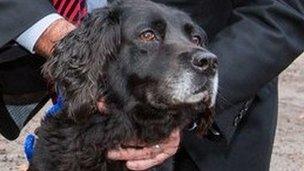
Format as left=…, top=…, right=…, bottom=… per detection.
left=24, top=95, right=64, bottom=162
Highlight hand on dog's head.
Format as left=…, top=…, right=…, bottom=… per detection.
left=43, top=0, right=218, bottom=139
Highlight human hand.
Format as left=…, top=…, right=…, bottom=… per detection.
left=97, top=98, right=106, bottom=113
left=107, top=129, right=181, bottom=170
left=34, top=18, right=76, bottom=57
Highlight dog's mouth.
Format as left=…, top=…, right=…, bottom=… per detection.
left=184, top=88, right=210, bottom=104
left=193, top=85, right=206, bottom=95
left=170, top=85, right=211, bottom=106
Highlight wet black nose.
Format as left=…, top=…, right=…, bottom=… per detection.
left=191, top=51, right=218, bottom=72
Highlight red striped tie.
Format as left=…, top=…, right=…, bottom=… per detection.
left=51, top=0, right=88, bottom=25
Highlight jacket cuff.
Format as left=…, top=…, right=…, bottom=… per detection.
left=16, top=13, right=63, bottom=53
left=214, top=98, right=255, bottom=144
left=0, top=1, right=57, bottom=47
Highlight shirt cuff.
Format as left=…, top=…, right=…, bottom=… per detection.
left=16, top=13, right=63, bottom=54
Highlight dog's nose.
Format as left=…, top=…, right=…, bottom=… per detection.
left=191, top=51, right=218, bottom=72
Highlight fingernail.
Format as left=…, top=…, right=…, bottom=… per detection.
left=126, top=161, right=136, bottom=169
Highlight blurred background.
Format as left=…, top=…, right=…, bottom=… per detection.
left=0, top=54, right=303, bottom=171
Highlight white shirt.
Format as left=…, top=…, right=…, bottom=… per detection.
left=16, top=0, right=107, bottom=54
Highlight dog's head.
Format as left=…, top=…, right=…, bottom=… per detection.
left=44, top=0, right=218, bottom=132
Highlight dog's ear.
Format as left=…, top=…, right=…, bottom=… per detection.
left=43, top=6, right=121, bottom=121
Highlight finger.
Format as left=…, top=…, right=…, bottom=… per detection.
left=107, top=129, right=180, bottom=161
left=161, top=131, right=180, bottom=149
left=97, top=99, right=106, bottom=113
left=170, top=129, right=180, bottom=138
left=163, top=137, right=180, bottom=149
left=126, top=153, right=170, bottom=171
left=107, top=146, right=162, bottom=161
left=168, top=129, right=180, bottom=142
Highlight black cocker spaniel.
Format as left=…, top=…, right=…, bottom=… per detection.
left=28, top=0, right=218, bottom=170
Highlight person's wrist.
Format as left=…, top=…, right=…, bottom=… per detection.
left=34, top=18, right=76, bottom=58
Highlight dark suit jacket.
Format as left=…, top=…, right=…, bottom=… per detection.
left=1, top=0, right=303, bottom=170
left=0, top=0, right=55, bottom=140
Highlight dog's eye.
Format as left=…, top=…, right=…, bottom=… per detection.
left=191, top=35, right=201, bottom=46
left=140, top=30, right=157, bottom=41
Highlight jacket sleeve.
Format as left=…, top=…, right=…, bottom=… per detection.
left=0, top=0, right=56, bottom=47
left=210, top=0, right=304, bottom=142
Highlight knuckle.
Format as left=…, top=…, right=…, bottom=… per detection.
left=165, top=150, right=175, bottom=156
left=123, top=149, right=136, bottom=159
left=157, top=157, right=165, bottom=164
left=149, top=151, right=158, bottom=158
left=124, top=151, right=131, bottom=157
left=172, top=139, right=180, bottom=146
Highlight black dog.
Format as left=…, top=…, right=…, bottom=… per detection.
left=28, top=0, right=218, bottom=170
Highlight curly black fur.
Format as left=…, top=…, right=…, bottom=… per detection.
left=28, top=0, right=217, bottom=170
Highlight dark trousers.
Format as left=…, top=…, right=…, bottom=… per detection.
left=0, top=55, right=48, bottom=140
left=174, top=146, right=200, bottom=171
